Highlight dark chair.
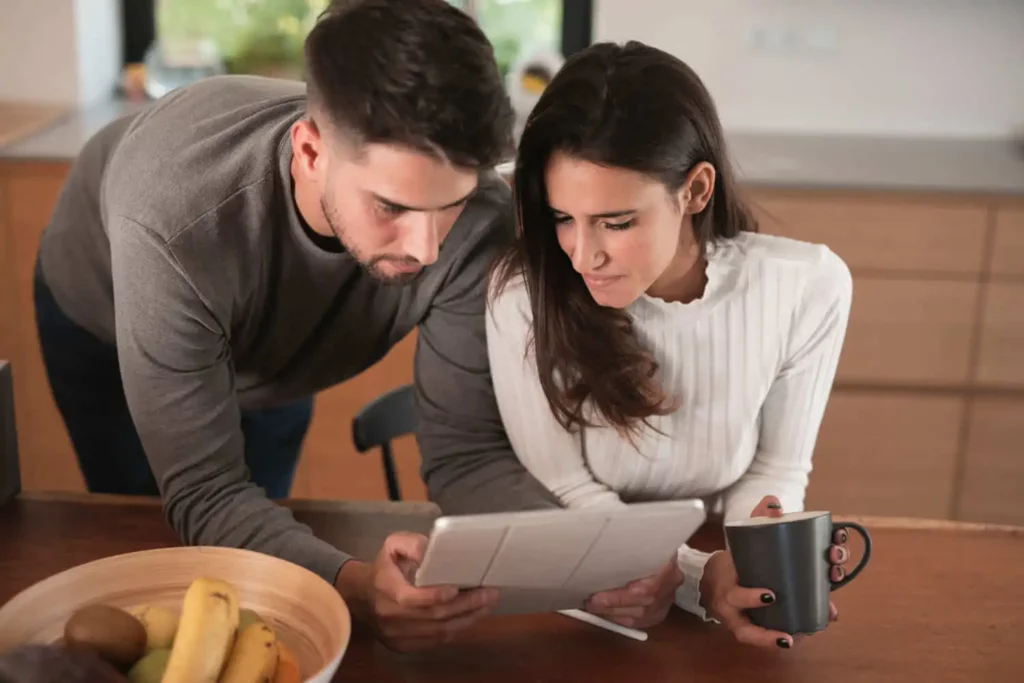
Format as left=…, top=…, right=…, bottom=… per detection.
left=0, top=361, right=21, bottom=507
left=352, top=384, right=418, bottom=501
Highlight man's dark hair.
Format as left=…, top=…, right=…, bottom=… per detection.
left=304, top=0, right=514, bottom=169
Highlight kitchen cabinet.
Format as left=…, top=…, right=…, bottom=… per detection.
left=976, top=283, right=1024, bottom=388
left=837, top=278, right=978, bottom=386
left=753, top=190, right=988, bottom=276
left=2, top=160, right=1023, bottom=522
left=752, top=188, right=1024, bottom=524
left=806, top=392, right=964, bottom=519
left=991, top=207, right=1024, bottom=279
left=0, top=178, right=13, bottom=363
left=958, top=397, right=1024, bottom=526
left=2, top=164, right=81, bottom=492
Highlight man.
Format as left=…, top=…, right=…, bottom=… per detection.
left=34, top=0, right=556, bottom=653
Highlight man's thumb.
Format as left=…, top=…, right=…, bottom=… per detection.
left=384, top=531, right=429, bottom=564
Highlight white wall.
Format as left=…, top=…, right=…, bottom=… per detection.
left=0, top=0, right=121, bottom=106
left=594, top=0, right=1024, bottom=139
left=0, top=0, right=79, bottom=103
left=74, top=0, right=123, bottom=106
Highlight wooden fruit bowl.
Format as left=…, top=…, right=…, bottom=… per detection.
left=0, top=546, right=351, bottom=682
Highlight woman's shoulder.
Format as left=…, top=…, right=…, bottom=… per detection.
left=485, top=264, right=533, bottom=330
left=726, top=231, right=851, bottom=297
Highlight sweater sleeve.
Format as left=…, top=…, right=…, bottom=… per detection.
left=674, top=247, right=853, bottom=620
left=110, top=217, right=350, bottom=585
left=485, top=276, right=624, bottom=509
left=414, top=201, right=562, bottom=515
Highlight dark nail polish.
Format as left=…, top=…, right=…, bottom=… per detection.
left=767, top=502, right=782, bottom=509
left=839, top=529, right=848, bottom=544
left=760, top=593, right=775, bottom=604
left=777, top=638, right=791, bottom=649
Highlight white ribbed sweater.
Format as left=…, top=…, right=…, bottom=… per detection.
left=485, top=232, right=853, bottom=619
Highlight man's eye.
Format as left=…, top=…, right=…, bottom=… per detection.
left=378, top=202, right=405, bottom=216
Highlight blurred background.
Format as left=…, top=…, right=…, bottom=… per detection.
left=0, top=1, right=1021, bottom=525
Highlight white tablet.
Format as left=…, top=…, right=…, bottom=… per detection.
left=414, top=499, right=706, bottom=615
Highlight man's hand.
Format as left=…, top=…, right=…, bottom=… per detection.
left=584, top=558, right=684, bottom=629
left=335, top=532, right=499, bottom=653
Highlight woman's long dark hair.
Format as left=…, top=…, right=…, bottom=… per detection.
left=492, top=41, right=759, bottom=439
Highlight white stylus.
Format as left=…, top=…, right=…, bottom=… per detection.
left=558, top=609, right=649, bottom=642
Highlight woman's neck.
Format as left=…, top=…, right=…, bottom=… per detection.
left=646, top=241, right=707, bottom=304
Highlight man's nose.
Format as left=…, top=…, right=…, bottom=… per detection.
left=402, top=213, right=441, bottom=265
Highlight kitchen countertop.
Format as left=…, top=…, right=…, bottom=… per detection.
left=0, top=99, right=149, bottom=163
left=2, top=96, right=1023, bottom=197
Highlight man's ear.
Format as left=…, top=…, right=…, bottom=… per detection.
left=677, top=161, right=716, bottom=214
left=291, top=116, right=324, bottom=179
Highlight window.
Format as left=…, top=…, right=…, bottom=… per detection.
left=448, top=0, right=562, bottom=77
left=155, top=0, right=331, bottom=79
left=134, top=0, right=591, bottom=82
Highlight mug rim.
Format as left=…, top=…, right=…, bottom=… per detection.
left=724, top=510, right=831, bottom=528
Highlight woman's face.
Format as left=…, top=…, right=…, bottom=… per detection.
left=544, top=151, right=712, bottom=308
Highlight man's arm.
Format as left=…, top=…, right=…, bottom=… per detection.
left=110, top=216, right=350, bottom=583
left=413, top=202, right=560, bottom=515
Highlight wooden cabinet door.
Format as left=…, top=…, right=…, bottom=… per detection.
left=837, top=278, right=978, bottom=386
left=4, top=163, right=82, bottom=491
left=991, top=206, right=1024, bottom=279
left=751, top=191, right=988, bottom=276
left=0, top=174, right=14, bottom=362
left=958, top=397, right=1024, bottom=526
left=806, top=391, right=964, bottom=519
left=976, top=283, right=1024, bottom=388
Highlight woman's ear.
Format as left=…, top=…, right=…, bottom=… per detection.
left=678, top=162, right=716, bottom=214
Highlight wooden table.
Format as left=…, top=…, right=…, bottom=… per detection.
left=1, top=493, right=1022, bottom=682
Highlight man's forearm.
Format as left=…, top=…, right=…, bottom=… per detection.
left=163, top=477, right=352, bottom=584
left=422, top=442, right=561, bottom=515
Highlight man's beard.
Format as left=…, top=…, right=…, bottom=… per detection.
left=320, top=196, right=423, bottom=285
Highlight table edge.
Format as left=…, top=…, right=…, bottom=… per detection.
left=12, top=491, right=442, bottom=516
left=12, top=492, right=1024, bottom=537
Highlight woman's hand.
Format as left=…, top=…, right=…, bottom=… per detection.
left=584, top=558, right=684, bottom=629
left=700, top=495, right=849, bottom=648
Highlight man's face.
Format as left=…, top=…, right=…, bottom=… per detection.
left=318, top=140, right=479, bottom=283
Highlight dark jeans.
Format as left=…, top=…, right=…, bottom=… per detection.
left=33, top=264, right=313, bottom=498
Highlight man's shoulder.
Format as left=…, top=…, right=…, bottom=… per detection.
left=102, top=76, right=306, bottom=241
left=433, top=174, right=514, bottom=276
left=454, top=173, right=515, bottom=249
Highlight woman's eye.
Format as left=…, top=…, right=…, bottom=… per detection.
left=604, top=219, right=635, bottom=231
left=553, top=214, right=572, bottom=225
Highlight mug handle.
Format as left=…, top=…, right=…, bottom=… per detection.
left=829, top=521, right=872, bottom=591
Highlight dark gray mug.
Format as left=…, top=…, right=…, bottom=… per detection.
left=724, top=511, right=872, bottom=635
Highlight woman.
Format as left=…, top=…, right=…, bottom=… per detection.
left=486, top=40, right=853, bottom=649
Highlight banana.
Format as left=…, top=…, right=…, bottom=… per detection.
left=129, top=604, right=179, bottom=652
left=161, top=577, right=240, bottom=683
left=238, top=608, right=263, bottom=634
left=219, top=622, right=279, bottom=683
left=272, top=641, right=301, bottom=683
